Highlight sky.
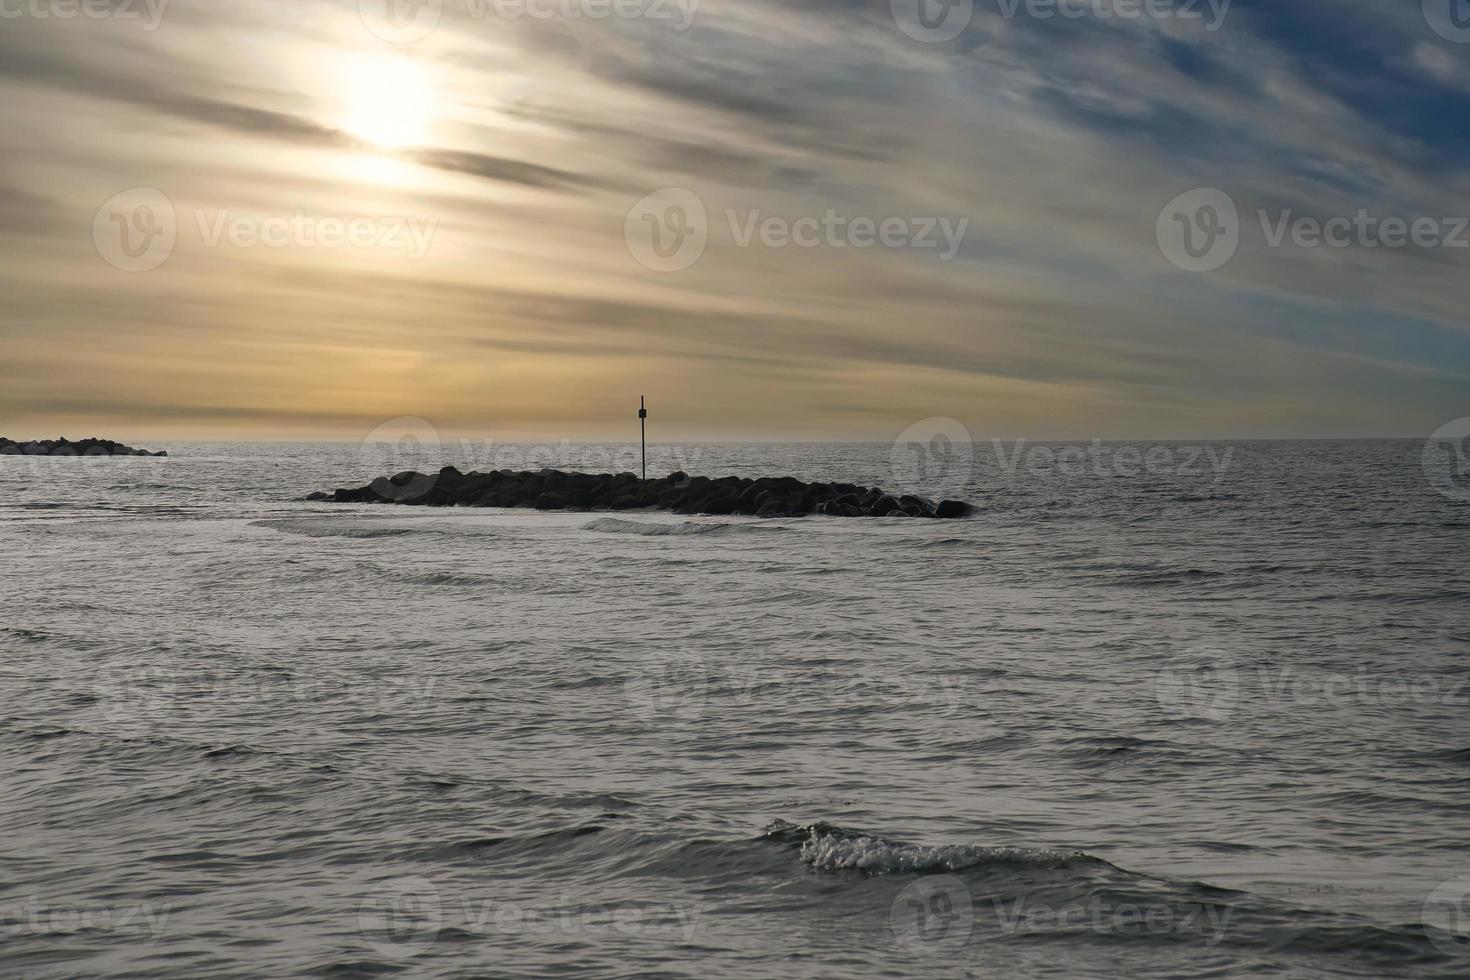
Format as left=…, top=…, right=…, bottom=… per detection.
left=0, top=0, right=1466, bottom=442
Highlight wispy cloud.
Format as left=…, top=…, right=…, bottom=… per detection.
left=0, top=0, right=1465, bottom=439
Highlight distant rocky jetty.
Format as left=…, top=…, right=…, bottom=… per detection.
left=0, top=437, right=166, bottom=457
left=314, top=468, right=972, bottom=518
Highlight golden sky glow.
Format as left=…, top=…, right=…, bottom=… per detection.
left=0, top=1, right=1465, bottom=442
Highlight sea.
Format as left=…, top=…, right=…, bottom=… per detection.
left=2, top=438, right=1468, bottom=979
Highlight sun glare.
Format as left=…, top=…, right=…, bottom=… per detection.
left=339, top=54, right=434, bottom=150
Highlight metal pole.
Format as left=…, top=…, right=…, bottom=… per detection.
left=639, top=396, right=648, bottom=480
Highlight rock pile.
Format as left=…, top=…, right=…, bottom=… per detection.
left=0, top=437, right=167, bottom=457
left=314, top=468, right=972, bottom=519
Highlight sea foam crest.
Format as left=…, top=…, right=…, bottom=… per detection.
left=771, top=821, right=1089, bottom=875
left=583, top=518, right=736, bottom=537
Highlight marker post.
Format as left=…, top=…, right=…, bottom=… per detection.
left=639, top=396, right=648, bottom=481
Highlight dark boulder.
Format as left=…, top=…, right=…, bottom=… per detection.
left=701, top=495, right=741, bottom=516
left=936, top=500, right=972, bottom=519
left=534, top=491, right=568, bottom=510
left=870, top=495, right=902, bottom=517
left=756, top=498, right=791, bottom=517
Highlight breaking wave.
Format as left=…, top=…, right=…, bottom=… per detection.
left=582, top=518, right=763, bottom=537
left=765, top=820, right=1097, bottom=875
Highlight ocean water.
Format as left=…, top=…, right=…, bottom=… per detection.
left=2, top=439, right=1468, bottom=979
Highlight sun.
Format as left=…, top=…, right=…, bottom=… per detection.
left=339, top=54, right=435, bottom=150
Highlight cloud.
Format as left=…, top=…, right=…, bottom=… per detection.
left=0, top=0, right=1465, bottom=438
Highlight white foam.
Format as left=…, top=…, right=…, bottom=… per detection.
left=583, top=518, right=734, bottom=536
left=800, top=831, right=1083, bottom=874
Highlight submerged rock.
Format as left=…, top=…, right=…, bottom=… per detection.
left=0, top=437, right=166, bottom=457
left=315, top=467, right=973, bottom=519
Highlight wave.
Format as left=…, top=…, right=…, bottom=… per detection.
left=249, top=519, right=417, bottom=539
left=400, top=571, right=502, bottom=588
left=764, top=820, right=1097, bottom=875
left=583, top=517, right=769, bottom=537
left=105, top=483, right=206, bottom=492
left=1, top=626, right=52, bottom=643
